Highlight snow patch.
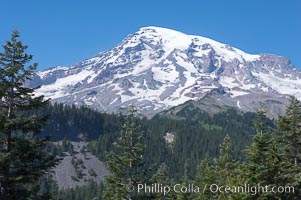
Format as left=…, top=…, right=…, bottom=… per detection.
left=231, top=90, right=250, bottom=97
left=252, top=71, right=301, bottom=100
left=220, top=76, right=240, bottom=89
left=37, top=66, right=69, bottom=79
left=36, top=70, right=94, bottom=99
left=140, top=26, right=260, bottom=62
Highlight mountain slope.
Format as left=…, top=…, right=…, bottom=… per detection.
left=30, top=26, right=301, bottom=116
left=53, top=142, right=108, bottom=189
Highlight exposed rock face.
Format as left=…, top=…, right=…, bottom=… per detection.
left=52, top=142, right=108, bottom=189
left=29, top=26, right=301, bottom=117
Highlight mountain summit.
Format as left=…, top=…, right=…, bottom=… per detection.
left=31, top=26, right=301, bottom=116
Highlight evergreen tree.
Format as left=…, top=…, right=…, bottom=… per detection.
left=276, top=97, right=301, bottom=199
left=216, top=134, right=238, bottom=199
left=245, top=111, right=282, bottom=199
left=217, top=134, right=235, bottom=179
left=195, top=135, right=245, bottom=200
left=176, top=161, right=195, bottom=200
left=149, top=163, right=176, bottom=200
left=195, top=155, right=218, bottom=200
left=103, top=107, right=144, bottom=200
left=0, top=31, right=58, bottom=200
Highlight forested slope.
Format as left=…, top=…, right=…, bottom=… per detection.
left=41, top=103, right=260, bottom=179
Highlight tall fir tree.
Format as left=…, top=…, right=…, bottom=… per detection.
left=0, top=31, right=58, bottom=200
left=149, top=163, right=176, bottom=200
left=217, top=134, right=235, bottom=180
left=176, top=161, right=195, bottom=200
left=195, top=135, right=245, bottom=200
left=276, top=97, right=301, bottom=199
left=195, top=155, right=218, bottom=200
left=245, top=111, right=283, bottom=199
left=216, top=134, right=240, bottom=200
left=103, top=107, right=145, bottom=200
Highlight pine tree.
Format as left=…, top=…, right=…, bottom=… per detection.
left=103, top=107, right=144, bottom=200
left=195, top=135, right=245, bottom=200
left=216, top=134, right=237, bottom=199
left=149, top=163, right=176, bottom=200
left=218, top=134, right=235, bottom=179
left=245, top=111, right=282, bottom=199
left=276, top=97, right=301, bottom=199
left=195, top=155, right=218, bottom=200
left=176, top=161, right=195, bottom=200
left=0, top=31, right=58, bottom=200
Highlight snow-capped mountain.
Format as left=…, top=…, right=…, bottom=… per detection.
left=30, top=26, right=301, bottom=116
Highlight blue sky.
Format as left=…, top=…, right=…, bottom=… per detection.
left=1, top=0, right=300, bottom=70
